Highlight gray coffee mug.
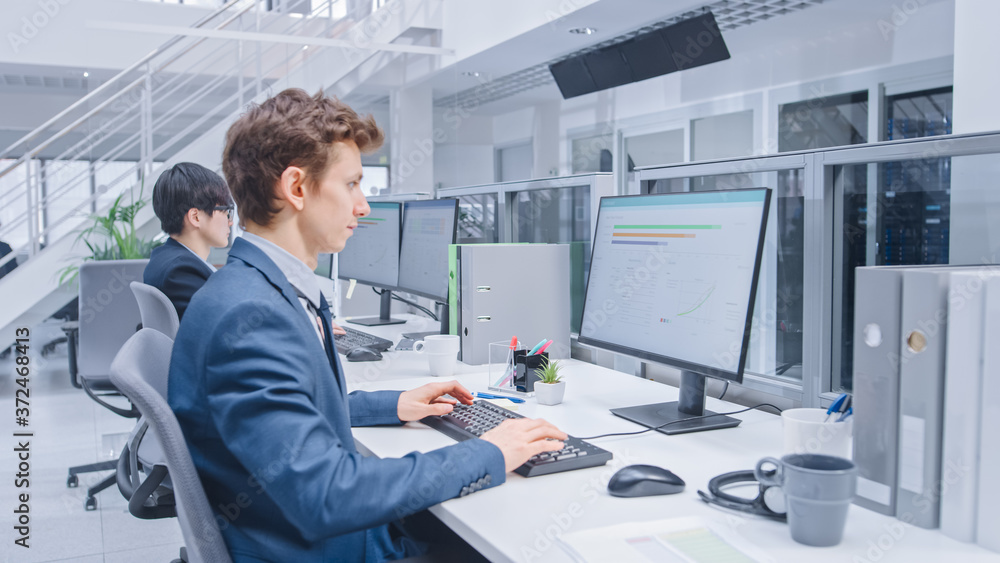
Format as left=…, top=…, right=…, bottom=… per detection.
left=755, top=454, right=857, bottom=547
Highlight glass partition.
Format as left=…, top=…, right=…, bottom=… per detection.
left=511, top=185, right=591, bottom=333
left=831, top=152, right=999, bottom=393
left=456, top=193, right=498, bottom=244
left=646, top=167, right=803, bottom=383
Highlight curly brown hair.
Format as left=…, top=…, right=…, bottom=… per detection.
left=222, top=88, right=384, bottom=227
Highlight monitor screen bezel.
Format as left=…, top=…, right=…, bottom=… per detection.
left=576, top=188, right=772, bottom=384
left=336, top=201, right=403, bottom=291
left=395, top=198, right=460, bottom=302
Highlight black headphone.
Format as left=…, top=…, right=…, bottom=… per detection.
left=697, top=469, right=787, bottom=522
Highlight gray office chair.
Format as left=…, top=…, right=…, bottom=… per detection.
left=68, top=259, right=148, bottom=510
left=110, top=329, right=233, bottom=563
left=130, top=281, right=180, bottom=339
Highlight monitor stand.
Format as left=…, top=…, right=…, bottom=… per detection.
left=347, top=289, right=406, bottom=327
left=610, top=371, right=741, bottom=435
left=402, top=301, right=450, bottom=340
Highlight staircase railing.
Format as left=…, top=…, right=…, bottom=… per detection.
left=0, top=0, right=360, bottom=273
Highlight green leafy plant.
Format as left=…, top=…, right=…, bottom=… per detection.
left=58, top=185, right=161, bottom=285
left=535, top=357, right=563, bottom=385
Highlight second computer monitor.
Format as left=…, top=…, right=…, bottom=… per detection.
left=337, top=201, right=402, bottom=289
left=397, top=199, right=459, bottom=302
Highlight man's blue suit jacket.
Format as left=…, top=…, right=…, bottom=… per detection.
left=144, top=237, right=215, bottom=320
left=168, top=238, right=505, bottom=563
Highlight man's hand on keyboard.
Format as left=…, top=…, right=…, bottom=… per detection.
left=481, top=419, right=567, bottom=473
left=397, top=381, right=475, bottom=421
left=331, top=321, right=346, bottom=336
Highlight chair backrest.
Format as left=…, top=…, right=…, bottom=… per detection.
left=110, top=329, right=233, bottom=563
left=78, top=259, right=149, bottom=379
left=130, top=281, right=180, bottom=341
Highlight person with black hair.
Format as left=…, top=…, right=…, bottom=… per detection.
left=0, top=220, right=17, bottom=280
left=144, top=162, right=234, bottom=320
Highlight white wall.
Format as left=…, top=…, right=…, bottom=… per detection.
left=441, top=0, right=600, bottom=61
left=433, top=143, right=493, bottom=188
left=950, top=0, right=1000, bottom=264
left=953, top=0, right=1000, bottom=133
left=2, top=0, right=213, bottom=69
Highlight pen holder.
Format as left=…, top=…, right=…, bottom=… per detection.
left=513, top=351, right=548, bottom=393
left=488, top=341, right=532, bottom=396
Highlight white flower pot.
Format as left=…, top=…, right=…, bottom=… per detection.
left=534, top=381, right=565, bottom=405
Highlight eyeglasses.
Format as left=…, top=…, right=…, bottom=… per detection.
left=212, top=206, right=234, bottom=219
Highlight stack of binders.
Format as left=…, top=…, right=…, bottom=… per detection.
left=852, top=265, right=1000, bottom=552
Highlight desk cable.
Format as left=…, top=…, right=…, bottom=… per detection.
left=575, top=403, right=784, bottom=441
left=373, top=287, right=438, bottom=321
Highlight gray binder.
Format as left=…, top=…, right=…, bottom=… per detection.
left=852, top=266, right=907, bottom=515
left=977, top=276, right=1000, bottom=552
left=452, top=244, right=570, bottom=366
left=896, top=269, right=952, bottom=529
left=940, top=270, right=998, bottom=542
left=853, top=264, right=987, bottom=520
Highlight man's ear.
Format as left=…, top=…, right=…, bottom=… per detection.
left=184, top=207, right=201, bottom=230
left=278, top=166, right=307, bottom=212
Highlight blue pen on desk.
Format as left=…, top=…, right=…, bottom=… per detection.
left=823, top=393, right=849, bottom=422
left=475, top=392, right=525, bottom=403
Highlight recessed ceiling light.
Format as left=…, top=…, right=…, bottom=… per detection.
left=461, top=71, right=481, bottom=78
left=83, top=72, right=89, bottom=77
left=302, top=45, right=309, bottom=51
left=569, top=27, right=597, bottom=35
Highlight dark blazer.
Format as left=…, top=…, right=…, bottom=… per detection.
left=143, top=238, right=214, bottom=320
left=0, top=241, right=16, bottom=279
left=168, top=237, right=504, bottom=563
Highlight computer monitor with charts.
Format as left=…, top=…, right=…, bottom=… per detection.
left=396, top=199, right=459, bottom=335
left=338, top=201, right=404, bottom=326
left=578, top=188, right=771, bottom=434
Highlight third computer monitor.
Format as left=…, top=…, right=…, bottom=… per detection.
left=578, top=188, right=771, bottom=434
left=396, top=199, right=459, bottom=302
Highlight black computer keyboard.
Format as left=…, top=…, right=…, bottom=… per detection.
left=334, top=326, right=394, bottom=355
left=421, top=401, right=613, bottom=477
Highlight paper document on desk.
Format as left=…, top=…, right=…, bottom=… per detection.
left=557, top=517, right=771, bottom=563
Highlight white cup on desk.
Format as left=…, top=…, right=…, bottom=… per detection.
left=414, top=335, right=460, bottom=376
left=782, top=408, right=853, bottom=458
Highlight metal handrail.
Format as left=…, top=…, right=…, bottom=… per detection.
left=0, top=0, right=248, bottom=164
left=0, top=0, right=352, bottom=252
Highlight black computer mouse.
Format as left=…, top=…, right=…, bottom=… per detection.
left=608, top=464, right=686, bottom=497
left=346, top=346, right=383, bottom=362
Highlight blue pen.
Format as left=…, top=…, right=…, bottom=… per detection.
left=836, top=407, right=853, bottom=423
left=825, top=393, right=849, bottom=422
left=475, top=392, right=525, bottom=404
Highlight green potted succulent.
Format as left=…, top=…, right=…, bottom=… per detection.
left=533, top=357, right=565, bottom=406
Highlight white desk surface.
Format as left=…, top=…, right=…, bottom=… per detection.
left=340, top=315, right=998, bottom=563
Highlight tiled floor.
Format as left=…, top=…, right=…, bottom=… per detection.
left=1, top=322, right=184, bottom=563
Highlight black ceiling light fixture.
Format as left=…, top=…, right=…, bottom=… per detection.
left=549, top=12, right=730, bottom=100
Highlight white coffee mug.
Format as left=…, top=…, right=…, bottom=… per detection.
left=782, top=408, right=853, bottom=458
left=413, top=334, right=460, bottom=355
left=426, top=352, right=457, bottom=377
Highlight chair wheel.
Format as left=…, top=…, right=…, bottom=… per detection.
left=85, top=496, right=97, bottom=511
left=67, top=475, right=79, bottom=488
